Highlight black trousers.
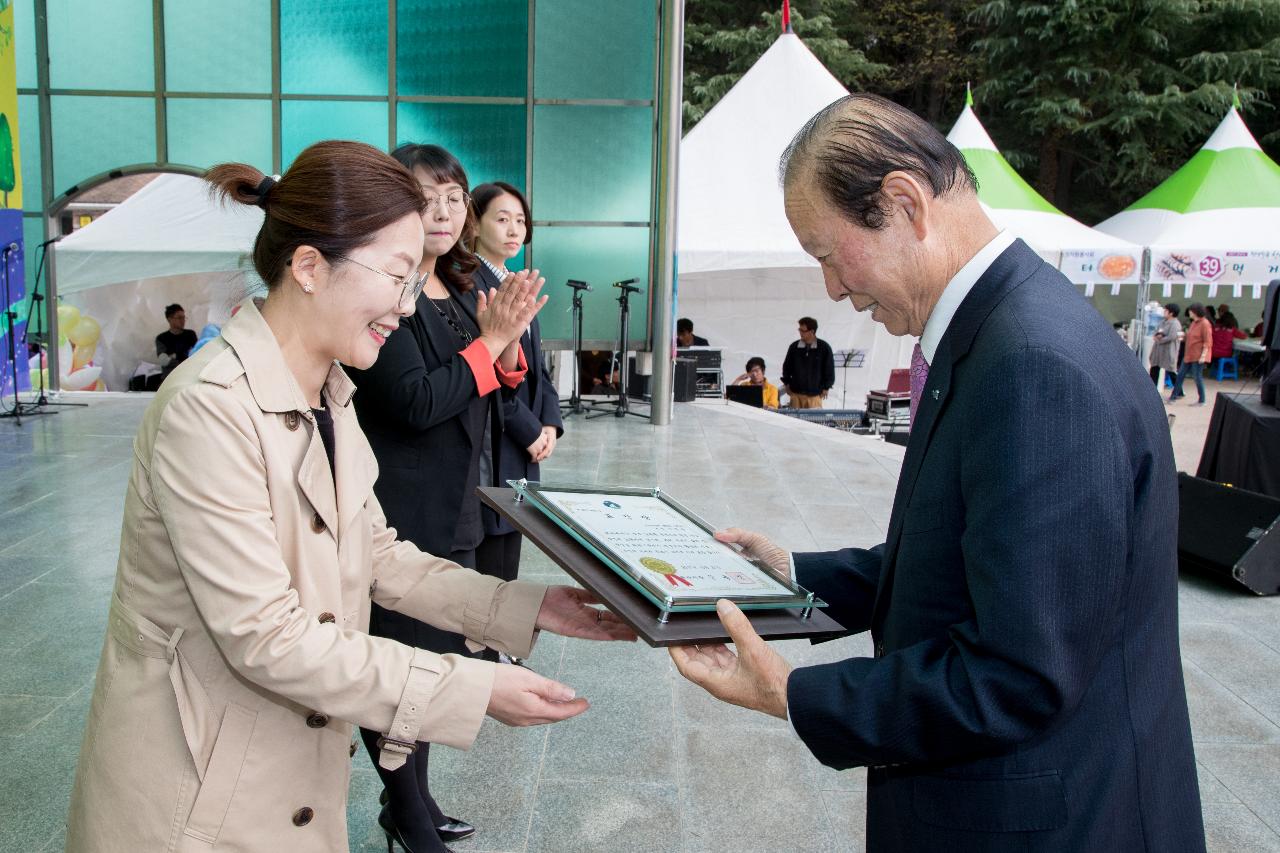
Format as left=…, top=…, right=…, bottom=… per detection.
left=475, top=531, right=523, bottom=583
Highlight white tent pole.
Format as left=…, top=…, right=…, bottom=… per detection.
left=1133, top=248, right=1151, bottom=355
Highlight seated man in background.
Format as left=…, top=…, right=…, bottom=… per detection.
left=732, top=356, right=780, bottom=409
left=155, top=303, right=197, bottom=377
left=676, top=317, right=709, bottom=347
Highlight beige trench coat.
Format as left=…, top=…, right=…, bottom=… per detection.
left=66, top=301, right=547, bottom=852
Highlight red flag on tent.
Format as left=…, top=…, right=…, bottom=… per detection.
left=782, top=0, right=792, bottom=33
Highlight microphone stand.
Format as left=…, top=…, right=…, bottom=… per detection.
left=588, top=278, right=649, bottom=420
left=21, top=237, right=85, bottom=414
left=1, top=242, right=55, bottom=424
left=560, top=279, right=594, bottom=416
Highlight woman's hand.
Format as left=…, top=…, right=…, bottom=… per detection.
left=526, top=431, right=549, bottom=462
left=486, top=662, right=588, bottom=726
left=476, top=270, right=548, bottom=360
left=535, top=586, right=637, bottom=642
left=534, top=425, right=557, bottom=462
left=713, top=528, right=791, bottom=579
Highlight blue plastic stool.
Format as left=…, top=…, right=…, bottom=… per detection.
left=1215, top=356, right=1239, bottom=381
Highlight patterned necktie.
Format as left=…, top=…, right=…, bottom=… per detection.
left=909, top=342, right=930, bottom=427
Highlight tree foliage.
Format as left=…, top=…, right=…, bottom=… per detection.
left=684, top=0, right=1280, bottom=224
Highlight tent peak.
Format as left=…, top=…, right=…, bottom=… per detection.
left=945, top=104, right=997, bottom=153
left=782, top=0, right=792, bottom=33
left=1202, top=106, right=1262, bottom=153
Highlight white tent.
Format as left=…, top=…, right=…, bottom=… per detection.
left=52, top=173, right=257, bottom=390
left=676, top=33, right=913, bottom=407
left=56, top=173, right=262, bottom=295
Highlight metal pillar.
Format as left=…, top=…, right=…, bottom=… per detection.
left=647, top=0, right=684, bottom=426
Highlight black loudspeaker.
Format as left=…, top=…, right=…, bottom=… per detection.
left=1178, top=473, right=1280, bottom=595
left=673, top=358, right=697, bottom=402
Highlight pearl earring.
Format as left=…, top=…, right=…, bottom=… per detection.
left=302, top=282, right=314, bottom=293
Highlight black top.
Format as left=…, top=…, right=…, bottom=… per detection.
left=347, top=277, right=509, bottom=562
left=156, top=329, right=197, bottom=368
left=781, top=338, right=835, bottom=395
left=691, top=334, right=709, bottom=346
left=311, top=398, right=335, bottom=477
left=429, top=296, right=488, bottom=552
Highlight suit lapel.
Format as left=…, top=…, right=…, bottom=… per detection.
left=868, top=239, right=1044, bottom=634
left=332, top=405, right=377, bottom=540
left=296, top=418, right=338, bottom=541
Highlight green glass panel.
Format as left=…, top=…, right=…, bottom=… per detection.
left=534, top=0, right=655, bottom=100
left=15, top=0, right=36, bottom=89
left=281, top=100, right=388, bottom=169
left=165, top=0, right=271, bottom=93
left=396, top=0, right=527, bottom=97
left=47, top=0, right=155, bottom=91
left=533, top=105, right=652, bottom=222
left=396, top=102, right=524, bottom=188
left=281, top=0, right=387, bottom=95
left=530, top=226, right=650, bottom=343
left=18, top=95, right=41, bottom=212
left=50, top=96, right=156, bottom=194
left=168, top=99, right=272, bottom=172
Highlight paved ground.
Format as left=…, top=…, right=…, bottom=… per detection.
left=1, top=393, right=1278, bottom=852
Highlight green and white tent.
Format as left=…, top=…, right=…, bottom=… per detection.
left=1097, top=105, right=1280, bottom=299
left=946, top=100, right=1141, bottom=290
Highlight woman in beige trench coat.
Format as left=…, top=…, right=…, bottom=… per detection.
left=65, top=141, right=634, bottom=853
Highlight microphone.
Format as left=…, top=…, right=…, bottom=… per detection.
left=565, top=279, right=592, bottom=292
left=612, top=277, right=641, bottom=293
left=38, top=236, right=62, bottom=247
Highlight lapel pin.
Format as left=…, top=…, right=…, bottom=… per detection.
left=931, top=389, right=940, bottom=400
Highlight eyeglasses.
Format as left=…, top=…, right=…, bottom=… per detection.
left=333, top=254, right=427, bottom=307
left=422, top=189, right=471, bottom=215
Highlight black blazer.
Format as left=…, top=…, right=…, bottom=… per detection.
left=472, top=264, right=564, bottom=536
left=347, top=278, right=506, bottom=556
left=787, top=240, right=1204, bottom=851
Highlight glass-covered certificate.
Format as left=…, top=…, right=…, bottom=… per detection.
left=510, top=481, right=826, bottom=616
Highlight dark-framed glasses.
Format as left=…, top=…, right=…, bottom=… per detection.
left=333, top=255, right=427, bottom=307
left=423, top=189, right=471, bottom=215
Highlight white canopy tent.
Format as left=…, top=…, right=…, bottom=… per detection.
left=56, top=173, right=263, bottom=294
left=676, top=33, right=913, bottom=407
left=52, top=173, right=258, bottom=390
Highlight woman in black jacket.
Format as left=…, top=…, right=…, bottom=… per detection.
left=347, top=145, right=547, bottom=853
left=470, top=182, right=564, bottom=590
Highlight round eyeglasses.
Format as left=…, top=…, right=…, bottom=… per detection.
left=333, top=254, right=427, bottom=307
left=422, top=190, right=471, bottom=215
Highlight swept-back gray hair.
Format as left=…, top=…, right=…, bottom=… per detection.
left=780, top=93, right=977, bottom=230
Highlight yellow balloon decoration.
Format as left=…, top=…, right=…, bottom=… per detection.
left=72, top=341, right=96, bottom=371
left=57, top=304, right=81, bottom=344
left=67, top=315, right=101, bottom=347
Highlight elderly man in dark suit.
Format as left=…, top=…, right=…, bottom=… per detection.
left=670, top=93, right=1205, bottom=852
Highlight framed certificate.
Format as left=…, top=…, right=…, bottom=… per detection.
left=508, top=480, right=826, bottom=618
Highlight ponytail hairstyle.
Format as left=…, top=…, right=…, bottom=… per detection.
left=389, top=143, right=478, bottom=292
left=205, top=140, right=425, bottom=290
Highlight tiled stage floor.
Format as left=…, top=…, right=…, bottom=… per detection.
left=1, top=394, right=1278, bottom=852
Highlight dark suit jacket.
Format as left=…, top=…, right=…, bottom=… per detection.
left=787, top=240, right=1204, bottom=852
left=346, top=279, right=506, bottom=557
left=471, top=264, right=564, bottom=536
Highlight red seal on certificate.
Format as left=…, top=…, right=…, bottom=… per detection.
left=640, top=557, right=692, bottom=587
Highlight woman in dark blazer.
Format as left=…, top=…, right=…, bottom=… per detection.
left=347, top=145, right=547, bottom=853
left=470, top=182, right=565, bottom=589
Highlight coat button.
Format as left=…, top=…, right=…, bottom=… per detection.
left=306, top=712, right=328, bottom=728
left=292, top=807, right=314, bottom=826
left=311, top=513, right=326, bottom=533
left=285, top=411, right=300, bottom=431
left=317, top=612, right=336, bottom=624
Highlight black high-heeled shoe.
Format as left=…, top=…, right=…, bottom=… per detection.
left=377, top=804, right=457, bottom=853
left=378, top=791, right=475, bottom=844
